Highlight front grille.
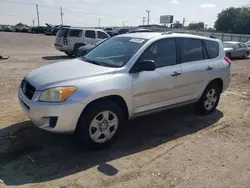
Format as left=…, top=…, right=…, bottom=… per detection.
left=21, top=80, right=36, bottom=100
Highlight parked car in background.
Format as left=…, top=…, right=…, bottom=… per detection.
left=19, top=33, right=230, bottom=148
left=77, top=39, right=107, bottom=57
left=223, top=41, right=249, bottom=59
left=245, top=40, right=250, bottom=48
left=30, top=26, right=47, bottom=34
left=0, top=26, right=3, bottom=31
left=4, top=26, right=12, bottom=32
left=54, top=27, right=110, bottom=57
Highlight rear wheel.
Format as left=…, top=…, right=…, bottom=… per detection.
left=195, top=83, right=221, bottom=115
left=75, top=100, right=124, bottom=149
left=244, top=52, right=249, bottom=59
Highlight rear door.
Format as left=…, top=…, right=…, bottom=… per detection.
left=177, top=38, right=217, bottom=102
left=67, top=29, right=83, bottom=50
left=55, top=28, right=70, bottom=46
left=85, top=30, right=97, bottom=44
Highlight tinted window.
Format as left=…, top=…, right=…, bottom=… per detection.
left=235, top=44, right=240, bottom=49
left=97, top=31, right=109, bottom=39
left=84, top=37, right=147, bottom=67
left=118, top=29, right=129, bottom=34
left=140, top=39, right=176, bottom=68
left=179, top=38, right=203, bottom=63
left=204, top=40, right=219, bottom=59
left=240, top=43, right=246, bottom=48
left=69, top=29, right=82, bottom=37
left=85, top=30, right=96, bottom=38
left=56, top=28, right=69, bottom=37
left=223, top=42, right=235, bottom=48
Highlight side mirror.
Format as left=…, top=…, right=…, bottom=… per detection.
left=134, top=60, right=156, bottom=72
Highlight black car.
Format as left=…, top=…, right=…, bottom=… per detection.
left=77, top=40, right=106, bottom=57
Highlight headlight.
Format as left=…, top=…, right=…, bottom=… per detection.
left=39, top=87, right=77, bottom=102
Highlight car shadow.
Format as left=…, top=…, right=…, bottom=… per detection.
left=42, top=55, right=72, bottom=61
left=0, top=106, right=223, bottom=186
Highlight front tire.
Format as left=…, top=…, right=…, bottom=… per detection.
left=195, top=83, right=221, bottom=115
left=226, top=52, right=231, bottom=59
left=75, top=100, right=124, bottom=149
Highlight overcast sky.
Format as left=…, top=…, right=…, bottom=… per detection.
left=0, top=0, right=249, bottom=27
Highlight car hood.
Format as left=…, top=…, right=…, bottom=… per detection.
left=26, top=58, right=117, bottom=90
left=224, top=48, right=234, bottom=52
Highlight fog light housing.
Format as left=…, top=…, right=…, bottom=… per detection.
left=49, top=117, right=58, bottom=128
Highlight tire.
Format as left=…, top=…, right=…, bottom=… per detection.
left=244, top=52, right=249, bottom=59
left=73, top=44, right=83, bottom=57
left=195, top=83, right=221, bottom=115
left=75, top=100, right=124, bottom=149
left=226, top=52, right=231, bottom=59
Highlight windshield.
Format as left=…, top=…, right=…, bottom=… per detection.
left=223, top=42, right=235, bottom=48
left=83, top=36, right=147, bottom=67
left=56, top=28, right=69, bottom=38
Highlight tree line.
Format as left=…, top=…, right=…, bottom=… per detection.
left=186, top=6, right=250, bottom=34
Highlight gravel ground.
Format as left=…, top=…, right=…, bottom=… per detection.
left=0, top=32, right=250, bottom=188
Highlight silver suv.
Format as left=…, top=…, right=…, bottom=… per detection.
left=18, top=32, right=231, bottom=148
left=54, top=27, right=110, bottom=57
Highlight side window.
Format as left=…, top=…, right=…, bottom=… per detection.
left=140, top=39, right=177, bottom=68
left=85, top=30, right=96, bottom=39
left=97, top=31, right=109, bottom=39
left=203, top=40, right=219, bottom=59
left=240, top=43, right=246, bottom=48
left=68, top=29, right=82, bottom=37
left=179, top=38, right=203, bottom=63
left=235, top=44, right=240, bottom=49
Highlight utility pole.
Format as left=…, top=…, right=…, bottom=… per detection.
left=98, top=18, right=100, bottom=28
left=60, top=7, right=64, bottom=25
left=182, top=18, right=185, bottom=27
left=146, top=10, right=150, bottom=25
left=122, top=21, right=127, bottom=27
left=36, top=4, right=40, bottom=26
left=142, top=17, right=146, bottom=25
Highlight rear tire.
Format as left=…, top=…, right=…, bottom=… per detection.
left=244, top=52, right=249, bottom=59
left=75, top=100, right=124, bottom=149
left=195, top=83, right=221, bottom=115
left=73, top=44, right=84, bottom=57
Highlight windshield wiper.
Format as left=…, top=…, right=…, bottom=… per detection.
left=83, top=58, right=101, bottom=65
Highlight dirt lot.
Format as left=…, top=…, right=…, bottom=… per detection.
left=0, top=32, right=250, bottom=188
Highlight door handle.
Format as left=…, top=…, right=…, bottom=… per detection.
left=171, top=71, right=181, bottom=76
left=206, top=66, right=213, bottom=71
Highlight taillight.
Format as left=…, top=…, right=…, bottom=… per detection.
left=63, top=37, right=68, bottom=45
left=224, top=57, right=231, bottom=65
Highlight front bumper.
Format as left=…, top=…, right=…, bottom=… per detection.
left=18, top=88, right=85, bottom=134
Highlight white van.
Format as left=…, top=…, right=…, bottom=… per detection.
left=54, top=27, right=110, bottom=57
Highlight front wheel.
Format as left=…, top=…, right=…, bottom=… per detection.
left=195, top=83, right=221, bottom=115
left=75, top=101, right=124, bottom=149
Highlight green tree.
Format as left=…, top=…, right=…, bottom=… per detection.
left=188, top=22, right=205, bottom=30
left=215, top=7, right=250, bottom=34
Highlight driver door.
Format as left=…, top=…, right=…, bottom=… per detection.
left=132, top=38, right=182, bottom=114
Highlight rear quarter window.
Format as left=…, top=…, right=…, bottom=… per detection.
left=69, top=29, right=82, bottom=37
left=203, top=40, right=219, bottom=59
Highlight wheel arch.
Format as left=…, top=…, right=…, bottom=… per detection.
left=208, top=78, right=223, bottom=93
left=78, top=95, right=129, bottom=123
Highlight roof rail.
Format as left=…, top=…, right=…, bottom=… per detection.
left=161, top=31, right=173, bottom=35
